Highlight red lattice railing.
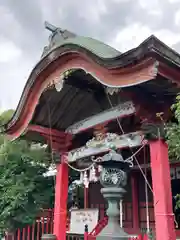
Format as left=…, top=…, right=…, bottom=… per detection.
left=5, top=209, right=54, bottom=240
left=5, top=203, right=151, bottom=239
left=139, top=202, right=155, bottom=229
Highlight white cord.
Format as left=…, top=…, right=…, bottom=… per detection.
left=106, top=92, right=154, bottom=194
left=65, top=144, right=146, bottom=173
left=65, top=160, right=95, bottom=172
left=144, top=148, right=150, bottom=233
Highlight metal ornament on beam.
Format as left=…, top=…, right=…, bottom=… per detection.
left=44, top=70, right=74, bottom=92
left=66, top=101, right=136, bottom=135
left=68, top=131, right=144, bottom=163
left=106, top=86, right=121, bottom=95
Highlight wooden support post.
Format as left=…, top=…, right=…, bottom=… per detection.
left=149, top=140, right=176, bottom=240
left=5, top=233, right=14, bottom=240
left=131, top=173, right=139, bottom=231
left=84, top=187, right=89, bottom=209
left=53, top=155, right=68, bottom=240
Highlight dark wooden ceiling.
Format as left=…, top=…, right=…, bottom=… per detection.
left=26, top=69, right=180, bottom=149
left=31, top=69, right=128, bottom=131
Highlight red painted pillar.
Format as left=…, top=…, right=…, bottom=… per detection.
left=53, top=155, right=68, bottom=240
left=149, top=140, right=176, bottom=240
left=131, top=173, right=139, bottom=231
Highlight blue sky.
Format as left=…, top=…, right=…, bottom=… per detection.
left=0, top=0, right=180, bottom=110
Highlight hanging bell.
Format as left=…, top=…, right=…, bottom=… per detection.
left=83, top=171, right=89, bottom=188
left=89, top=168, right=93, bottom=182
left=98, top=165, right=103, bottom=173
left=80, top=172, right=84, bottom=184
left=91, top=165, right=98, bottom=182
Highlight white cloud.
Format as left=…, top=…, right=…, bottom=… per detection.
left=148, top=9, right=162, bottom=16
left=168, top=0, right=180, bottom=3
left=110, top=23, right=180, bottom=52
left=174, top=9, right=180, bottom=26
left=75, top=0, right=107, bottom=24
left=109, top=23, right=152, bottom=52
left=0, top=0, right=180, bottom=111
left=138, top=0, right=161, bottom=11
left=0, top=55, right=35, bottom=111
left=154, top=29, right=180, bottom=45
left=138, top=0, right=163, bottom=17
left=0, top=39, right=22, bottom=63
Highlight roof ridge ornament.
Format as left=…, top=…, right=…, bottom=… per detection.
left=45, top=21, right=60, bottom=33
left=42, top=21, right=77, bottom=57
left=45, top=21, right=76, bottom=40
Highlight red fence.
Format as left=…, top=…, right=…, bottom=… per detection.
left=6, top=209, right=54, bottom=240
left=6, top=203, right=151, bottom=240
left=139, top=202, right=155, bottom=229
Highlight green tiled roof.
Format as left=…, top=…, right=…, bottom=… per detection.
left=42, top=32, right=121, bottom=59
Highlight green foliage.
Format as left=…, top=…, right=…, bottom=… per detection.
left=0, top=135, right=54, bottom=233
left=0, top=109, right=54, bottom=234
left=166, top=123, right=180, bottom=161
left=166, top=95, right=180, bottom=211
left=166, top=94, right=180, bottom=161
left=69, top=183, right=84, bottom=209
left=175, top=194, right=180, bottom=210
left=0, top=109, right=80, bottom=234
left=0, top=109, right=14, bottom=125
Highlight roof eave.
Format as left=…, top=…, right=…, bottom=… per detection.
left=2, top=35, right=180, bottom=137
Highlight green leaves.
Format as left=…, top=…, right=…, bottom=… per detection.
left=166, top=123, right=180, bottom=161
left=0, top=109, right=80, bottom=234
left=166, top=94, right=180, bottom=161
left=0, top=135, right=54, bottom=233
left=0, top=109, right=14, bottom=126
left=166, top=95, right=180, bottom=211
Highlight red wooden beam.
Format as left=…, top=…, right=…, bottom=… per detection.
left=159, top=62, right=180, bottom=85
left=28, top=124, right=72, bottom=138
left=28, top=124, right=73, bottom=151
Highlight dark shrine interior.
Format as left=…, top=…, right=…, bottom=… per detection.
left=27, top=69, right=180, bottom=149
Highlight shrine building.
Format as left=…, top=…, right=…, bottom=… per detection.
left=3, top=22, right=180, bottom=240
